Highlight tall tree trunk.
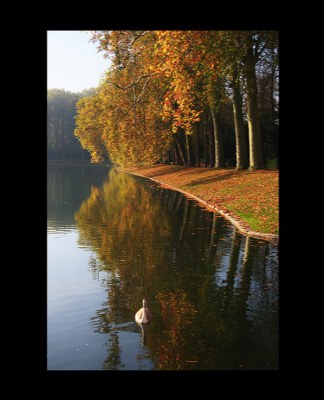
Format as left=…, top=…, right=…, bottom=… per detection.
left=203, top=112, right=207, bottom=167
left=172, top=146, right=178, bottom=164
left=167, top=148, right=171, bottom=164
left=232, top=69, right=248, bottom=169
left=185, top=133, right=191, bottom=166
left=174, top=136, right=185, bottom=165
left=244, top=34, right=263, bottom=170
left=173, top=145, right=178, bottom=165
left=270, top=46, right=276, bottom=127
left=174, top=145, right=178, bottom=164
left=195, top=123, right=200, bottom=167
left=209, top=116, right=215, bottom=167
left=210, top=108, right=224, bottom=168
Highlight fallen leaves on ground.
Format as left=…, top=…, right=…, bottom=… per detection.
left=125, top=165, right=279, bottom=235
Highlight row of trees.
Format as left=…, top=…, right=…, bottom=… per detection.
left=75, top=31, right=279, bottom=169
left=47, top=89, right=95, bottom=159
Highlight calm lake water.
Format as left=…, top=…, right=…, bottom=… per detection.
left=47, top=163, right=279, bottom=370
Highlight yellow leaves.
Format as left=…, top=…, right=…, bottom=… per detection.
left=74, top=93, right=107, bottom=163
left=74, top=55, right=174, bottom=167
left=82, top=30, right=234, bottom=167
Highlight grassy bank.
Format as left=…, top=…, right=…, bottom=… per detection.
left=125, top=164, right=279, bottom=236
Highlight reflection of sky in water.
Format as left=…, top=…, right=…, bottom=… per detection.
left=118, top=330, right=154, bottom=370
left=48, top=229, right=108, bottom=370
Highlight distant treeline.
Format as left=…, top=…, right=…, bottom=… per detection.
left=47, top=89, right=95, bottom=160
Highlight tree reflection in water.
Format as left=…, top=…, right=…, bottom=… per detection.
left=75, top=168, right=279, bottom=370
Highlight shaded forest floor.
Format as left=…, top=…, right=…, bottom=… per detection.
left=124, top=164, right=279, bottom=235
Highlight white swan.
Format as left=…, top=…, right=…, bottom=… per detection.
left=135, top=299, right=152, bottom=324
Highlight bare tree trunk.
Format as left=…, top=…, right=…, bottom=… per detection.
left=209, top=116, right=215, bottom=167
left=244, top=34, right=263, bottom=170
left=195, top=123, right=200, bottom=167
left=210, top=108, right=224, bottom=168
left=167, top=149, right=171, bottom=164
left=173, top=145, right=178, bottom=165
left=270, top=47, right=277, bottom=127
left=174, top=136, right=185, bottom=165
left=174, top=145, right=178, bottom=164
left=185, top=134, right=191, bottom=166
left=232, top=69, right=248, bottom=169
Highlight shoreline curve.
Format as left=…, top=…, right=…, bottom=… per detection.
left=127, top=170, right=279, bottom=243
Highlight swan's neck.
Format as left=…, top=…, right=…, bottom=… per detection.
left=141, top=306, right=147, bottom=322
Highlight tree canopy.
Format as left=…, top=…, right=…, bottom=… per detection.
left=74, top=31, right=279, bottom=169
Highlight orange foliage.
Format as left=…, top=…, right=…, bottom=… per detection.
left=152, top=31, right=224, bottom=133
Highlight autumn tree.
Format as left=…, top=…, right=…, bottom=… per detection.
left=74, top=92, right=108, bottom=163
left=75, top=31, right=172, bottom=167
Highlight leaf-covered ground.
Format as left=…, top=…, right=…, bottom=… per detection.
left=125, top=165, right=279, bottom=235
